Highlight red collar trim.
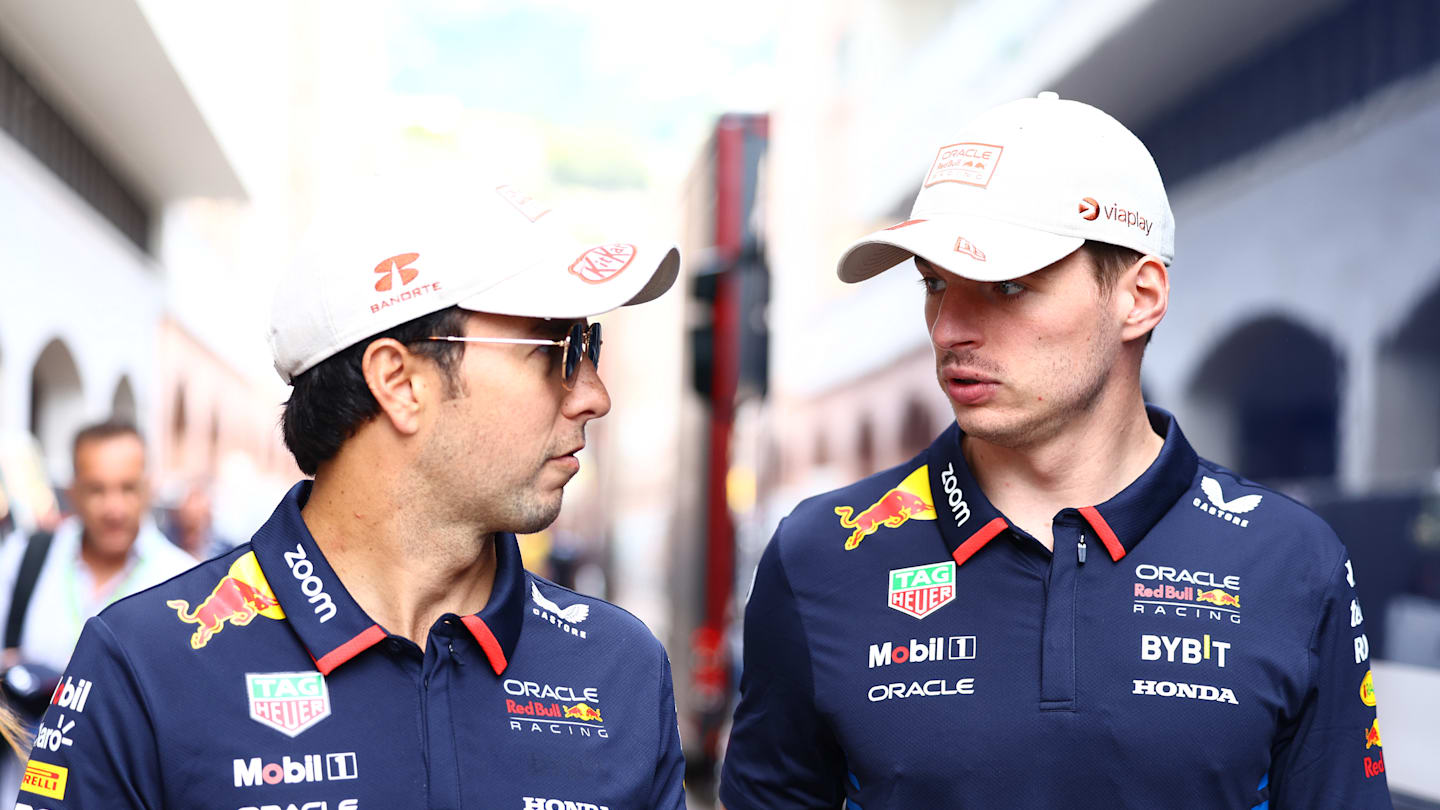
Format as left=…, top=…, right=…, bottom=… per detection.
left=314, top=624, right=386, bottom=675
left=461, top=615, right=509, bottom=675
left=1078, top=506, right=1126, bottom=562
left=951, top=517, right=1008, bottom=567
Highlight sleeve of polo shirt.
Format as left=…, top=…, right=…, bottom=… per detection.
left=720, top=522, right=846, bottom=810
left=16, top=617, right=161, bottom=809
left=649, top=650, right=687, bottom=810
left=1268, top=552, right=1393, bottom=809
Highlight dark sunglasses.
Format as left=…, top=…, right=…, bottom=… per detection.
left=426, top=321, right=601, bottom=390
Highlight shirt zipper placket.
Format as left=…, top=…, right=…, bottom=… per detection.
left=1039, top=519, right=1082, bottom=712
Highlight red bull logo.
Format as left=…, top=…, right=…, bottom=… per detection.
left=1195, top=588, right=1240, bottom=609
left=167, top=552, right=285, bottom=649
left=1364, top=753, right=1385, bottom=779
left=835, top=466, right=937, bottom=550
left=563, top=703, right=603, bottom=723
left=1365, top=719, right=1382, bottom=749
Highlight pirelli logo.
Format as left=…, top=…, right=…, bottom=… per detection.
left=21, top=759, right=68, bottom=799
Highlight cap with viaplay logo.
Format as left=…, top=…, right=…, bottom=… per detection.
left=837, top=92, right=1173, bottom=284
left=269, top=179, right=680, bottom=384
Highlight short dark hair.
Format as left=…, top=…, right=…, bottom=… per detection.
left=281, top=306, right=468, bottom=476
left=1079, top=240, right=1143, bottom=295
left=73, top=420, right=143, bottom=462
left=1078, top=241, right=1155, bottom=345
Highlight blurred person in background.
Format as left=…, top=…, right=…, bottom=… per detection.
left=0, top=421, right=194, bottom=805
left=722, top=94, right=1391, bottom=809
left=17, top=182, right=687, bottom=809
left=165, top=479, right=237, bottom=561
left=0, top=422, right=194, bottom=676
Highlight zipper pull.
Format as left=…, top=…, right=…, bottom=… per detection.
left=1077, top=532, right=1087, bottom=565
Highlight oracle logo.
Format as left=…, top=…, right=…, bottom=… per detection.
left=373, top=253, right=420, bottom=291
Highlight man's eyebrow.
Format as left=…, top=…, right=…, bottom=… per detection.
left=528, top=319, right=573, bottom=340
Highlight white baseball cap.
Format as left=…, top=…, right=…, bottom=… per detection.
left=269, top=181, right=681, bottom=383
left=837, top=92, right=1174, bottom=283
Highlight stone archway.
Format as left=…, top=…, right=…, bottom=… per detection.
left=29, top=339, right=85, bottom=483
left=1185, top=315, right=1342, bottom=483
left=899, top=396, right=936, bottom=459
left=1374, top=281, right=1440, bottom=486
left=111, top=376, right=137, bottom=425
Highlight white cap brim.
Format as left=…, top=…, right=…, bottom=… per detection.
left=838, top=216, right=1083, bottom=283
left=457, top=240, right=681, bottom=320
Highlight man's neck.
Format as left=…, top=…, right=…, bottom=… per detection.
left=78, top=540, right=130, bottom=596
left=301, top=470, right=499, bottom=650
left=964, top=395, right=1163, bottom=551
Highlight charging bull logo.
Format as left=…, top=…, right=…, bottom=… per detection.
left=835, top=465, right=937, bottom=550
left=1195, top=589, right=1241, bottom=609
left=167, top=552, right=285, bottom=649
left=563, top=703, right=603, bottom=723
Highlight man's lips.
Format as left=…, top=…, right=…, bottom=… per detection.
left=941, top=368, right=1000, bottom=405
left=941, top=367, right=998, bottom=385
left=549, top=444, right=585, bottom=471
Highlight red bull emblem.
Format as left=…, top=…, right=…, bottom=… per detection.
left=167, top=552, right=285, bottom=649
left=563, top=703, right=603, bottom=723
left=1195, top=588, right=1240, bottom=609
left=834, top=466, right=937, bottom=550
left=1365, top=718, right=1382, bottom=749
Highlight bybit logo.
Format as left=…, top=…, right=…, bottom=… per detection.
left=373, top=253, right=420, bottom=292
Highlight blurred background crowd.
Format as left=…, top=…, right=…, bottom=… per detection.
left=0, top=0, right=1437, bottom=806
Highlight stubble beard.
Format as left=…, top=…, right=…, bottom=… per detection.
left=503, top=485, right=564, bottom=535
left=943, top=332, right=1118, bottom=451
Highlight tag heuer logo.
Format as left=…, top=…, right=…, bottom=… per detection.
left=888, top=562, right=956, bottom=619
left=247, top=672, right=331, bottom=737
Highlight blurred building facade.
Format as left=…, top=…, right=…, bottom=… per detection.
left=0, top=0, right=416, bottom=543
left=0, top=0, right=255, bottom=525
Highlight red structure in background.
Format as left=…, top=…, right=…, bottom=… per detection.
left=688, top=112, right=769, bottom=790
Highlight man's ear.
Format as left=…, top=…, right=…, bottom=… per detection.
left=361, top=338, right=429, bottom=436
left=1119, top=255, right=1169, bottom=342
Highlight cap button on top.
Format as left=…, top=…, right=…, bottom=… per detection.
left=1036, top=90, right=1060, bottom=101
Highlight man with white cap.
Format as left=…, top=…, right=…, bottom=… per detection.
left=720, top=94, right=1390, bottom=808
left=18, top=183, right=688, bottom=809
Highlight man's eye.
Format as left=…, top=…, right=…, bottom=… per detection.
left=995, top=281, right=1025, bottom=296
left=918, top=276, right=944, bottom=294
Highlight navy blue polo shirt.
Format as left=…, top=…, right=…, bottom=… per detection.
left=721, top=408, right=1391, bottom=809
left=19, top=482, right=685, bottom=810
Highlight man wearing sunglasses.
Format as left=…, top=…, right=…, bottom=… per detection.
left=19, top=184, right=688, bottom=809
left=721, top=94, right=1390, bottom=809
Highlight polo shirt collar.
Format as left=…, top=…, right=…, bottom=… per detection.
left=250, top=481, right=526, bottom=676
left=925, top=406, right=1198, bottom=568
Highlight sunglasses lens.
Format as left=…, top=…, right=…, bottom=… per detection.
left=564, top=323, right=584, bottom=385
left=588, top=323, right=602, bottom=370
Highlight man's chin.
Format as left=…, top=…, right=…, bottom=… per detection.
left=953, top=408, right=1036, bottom=448
left=510, top=495, right=564, bottom=536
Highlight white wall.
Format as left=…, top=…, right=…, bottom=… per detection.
left=0, top=127, right=163, bottom=483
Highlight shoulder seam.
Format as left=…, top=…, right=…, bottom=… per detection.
left=526, top=572, right=662, bottom=643
left=773, top=521, right=827, bottom=727
left=89, top=615, right=167, bottom=790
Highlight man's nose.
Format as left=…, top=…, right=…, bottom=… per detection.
left=929, top=285, right=987, bottom=350
left=564, top=359, right=612, bottom=422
